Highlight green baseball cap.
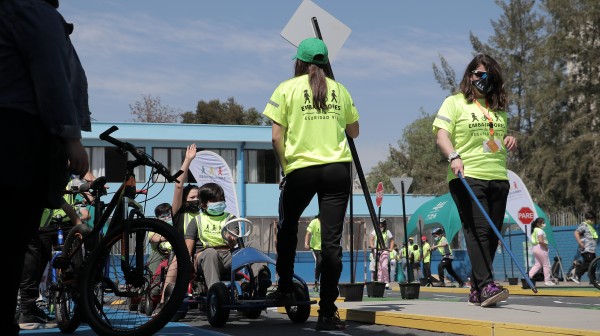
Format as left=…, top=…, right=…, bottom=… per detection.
left=294, top=38, right=329, bottom=65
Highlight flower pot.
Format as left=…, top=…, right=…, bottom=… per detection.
left=338, top=283, right=364, bottom=302
left=399, top=282, right=420, bottom=299
left=366, top=281, right=386, bottom=298
left=508, top=277, right=519, bottom=285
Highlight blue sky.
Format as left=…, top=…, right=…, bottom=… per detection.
left=61, top=0, right=503, bottom=173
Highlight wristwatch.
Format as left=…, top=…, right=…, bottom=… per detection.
left=447, top=151, right=461, bottom=162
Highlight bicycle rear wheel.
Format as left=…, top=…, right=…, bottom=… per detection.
left=56, top=224, right=91, bottom=333
left=589, top=256, right=600, bottom=290
left=79, top=218, right=191, bottom=336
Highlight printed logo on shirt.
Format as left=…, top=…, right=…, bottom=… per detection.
left=301, top=90, right=342, bottom=121
left=468, top=113, right=505, bottom=137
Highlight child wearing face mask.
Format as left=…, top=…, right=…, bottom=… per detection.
left=185, top=182, right=271, bottom=294
left=528, top=218, right=555, bottom=286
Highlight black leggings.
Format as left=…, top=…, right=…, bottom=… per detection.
left=276, top=162, right=351, bottom=316
left=449, top=177, right=509, bottom=291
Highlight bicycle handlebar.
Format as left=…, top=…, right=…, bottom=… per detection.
left=99, top=126, right=183, bottom=183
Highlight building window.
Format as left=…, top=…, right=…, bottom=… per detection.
left=86, top=146, right=145, bottom=183
left=153, top=147, right=236, bottom=183
left=244, top=149, right=279, bottom=183
left=153, top=148, right=196, bottom=183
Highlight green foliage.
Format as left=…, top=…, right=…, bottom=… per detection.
left=372, top=0, right=600, bottom=214
left=367, top=110, right=447, bottom=195
left=181, top=97, right=268, bottom=125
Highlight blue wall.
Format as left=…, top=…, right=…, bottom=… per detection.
left=274, top=224, right=599, bottom=284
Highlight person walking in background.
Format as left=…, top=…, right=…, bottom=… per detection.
left=399, top=242, right=409, bottom=278
left=263, top=37, right=359, bottom=331
left=410, top=244, right=421, bottom=282
left=572, top=211, right=598, bottom=284
left=389, top=246, right=398, bottom=284
left=304, top=214, right=322, bottom=292
left=431, top=228, right=465, bottom=288
left=528, top=218, right=555, bottom=286
left=421, top=236, right=434, bottom=286
left=432, top=54, right=517, bottom=307
left=0, top=1, right=90, bottom=334
left=369, top=218, right=395, bottom=288
left=368, top=250, right=376, bottom=281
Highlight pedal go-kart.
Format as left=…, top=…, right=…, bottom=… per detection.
left=187, top=218, right=315, bottom=327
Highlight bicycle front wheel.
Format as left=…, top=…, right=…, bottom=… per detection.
left=590, top=256, right=600, bottom=290
left=79, top=218, right=191, bottom=336
left=56, top=224, right=91, bottom=333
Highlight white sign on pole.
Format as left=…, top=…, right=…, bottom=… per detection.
left=281, top=0, right=351, bottom=61
left=390, top=177, right=413, bottom=195
left=506, top=169, right=538, bottom=239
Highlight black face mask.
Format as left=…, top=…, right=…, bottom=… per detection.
left=186, top=200, right=200, bottom=213
left=471, top=73, right=493, bottom=94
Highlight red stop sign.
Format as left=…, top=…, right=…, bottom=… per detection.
left=518, top=207, right=535, bottom=225
left=376, top=182, right=384, bottom=207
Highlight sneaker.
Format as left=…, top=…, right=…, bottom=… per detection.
left=266, top=288, right=295, bottom=306
left=480, top=283, right=509, bottom=308
left=458, top=282, right=467, bottom=288
left=151, top=302, right=164, bottom=317
left=544, top=281, right=556, bottom=286
left=468, top=288, right=481, bottom=306
left=18, top=307, right=57, bottom=330
left=257, top=267, right=273, bottom=298
left=571, top=276, right=580, bottom=285
left=315, top=311, right=346, bottom=331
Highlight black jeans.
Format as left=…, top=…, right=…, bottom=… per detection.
left=449, top=177, right=509, bottom=292
left=575, top=252, right=596, bottom=278
left=422, top=262, right=433, bottom=285
left=438, top=258, right=463, bottom=284
left=276, top=162, right=351, bottom=316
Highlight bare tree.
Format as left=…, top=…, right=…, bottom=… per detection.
left=130, top=94, right=180, bottom=123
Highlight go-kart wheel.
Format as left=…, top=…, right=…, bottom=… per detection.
left=240, top=307, right=262, bottom=319
left=207, top=282, right=230, bottom=327
left=285, top=281, right=310, bottom=323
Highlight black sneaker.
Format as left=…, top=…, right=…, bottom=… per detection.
left=316, top=311, right=346, bottom=331
left=257, top=266, right=272, bottom=298
left=266, top=288, right=295, bottom=306
left=18, top=307, right=57, bottom=330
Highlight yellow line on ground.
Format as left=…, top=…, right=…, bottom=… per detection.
left=277, top=304, right=600, bottom=336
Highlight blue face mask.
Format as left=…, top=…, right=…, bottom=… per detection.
left=206, top=201, right=226, bottom=216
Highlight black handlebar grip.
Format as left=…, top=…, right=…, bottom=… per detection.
left=99, top=125, right=119, bottom=140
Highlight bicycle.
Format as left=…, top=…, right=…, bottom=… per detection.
left=588, top=255, right=600, bottom=290
left=55, top=125, right=191, bottom=335
left=41, top=212, right=86, bottom=333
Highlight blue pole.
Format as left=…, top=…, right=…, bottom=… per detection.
left=458, top=173, right=537, bottom=293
